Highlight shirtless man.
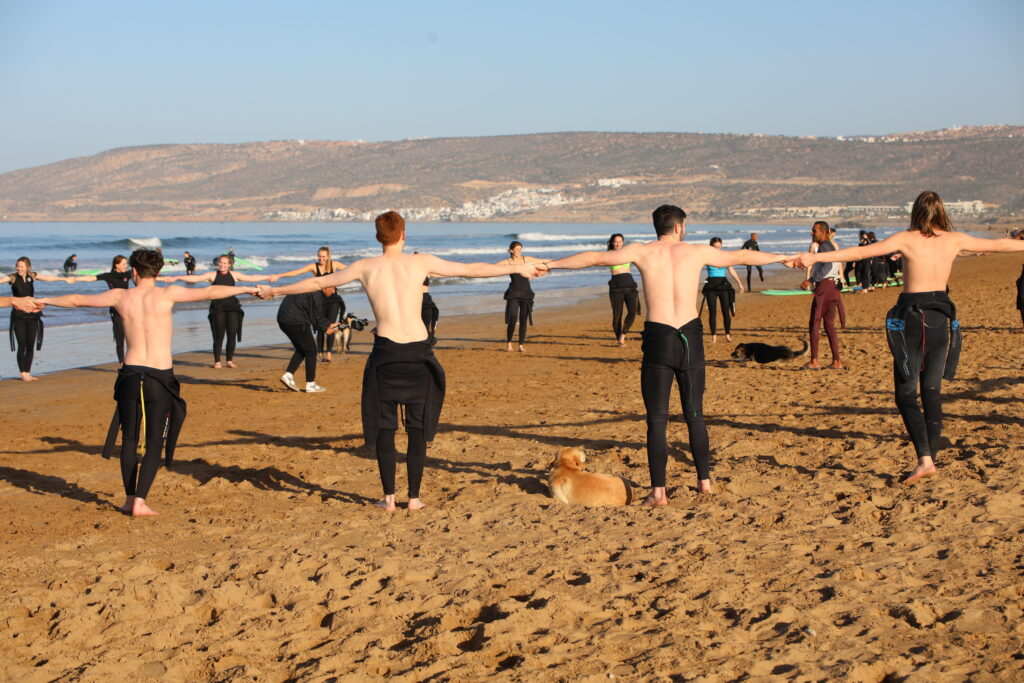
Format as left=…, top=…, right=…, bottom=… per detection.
left=38, top=249, right=257, bottom=516
left=791, top=191, right=1024, bottom=484
left=256, top=211, right=541, bottom=511
left=1, top=297, right=40, bottom=313
left=544, top=205, right=791, bottom=505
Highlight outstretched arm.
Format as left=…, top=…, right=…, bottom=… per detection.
left=229, top=270, right=270, bottom=283
left=38, top=290, right=124, bottom=308
left=268, top=263, right=316, bottom=281
left=169, top=271, right=216, bottom=284
left=546, top=244, right=643, bottom=270
left=67, top=275, right=99, bottom=283
left=954, top=233, right=1024, bottom=254
left=704, top=246, right=790, bottom=268
left=793, top=233, right=905, bottom=268
left=1, top=296, right=42, bottom=313
left=166, top=284, right=257, bottom=303
left=259, top=262, right=365, bottom=299
left=428, top=255, right=541, bottom=278
left=33, top=272, right=75, bottom=284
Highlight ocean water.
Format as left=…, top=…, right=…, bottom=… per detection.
left=0, top=221, right=900, bottom=377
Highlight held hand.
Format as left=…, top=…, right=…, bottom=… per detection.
left=255, top=284, right=275, bottom=300
left=267, top=274, right=279, bottom=283
left=12, top=297, right=41, bottom=313
left=63, top=277, right=75, bottom=284
left=789, top=253, right=813, bottom=269
left=800, top=279, right=813, bottom=291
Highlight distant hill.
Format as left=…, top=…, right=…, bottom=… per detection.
left=0, top=126, right=1021, bottom=222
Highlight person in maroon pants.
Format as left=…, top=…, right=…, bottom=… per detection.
left=801, top=221, right=845, bottom=369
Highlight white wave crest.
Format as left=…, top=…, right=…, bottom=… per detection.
left=515, top=232, right=650, bottom=242
left=129, top=237, right=163, bottom=248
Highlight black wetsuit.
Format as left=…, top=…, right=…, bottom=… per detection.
left=421, top=277, right=439, bottom=346
left=8, top=274, right=43, bottom=374
left=63, top=257, right=77, bottom=274
left=184, top=255, right=196, bottom=275
left=640, top=319, right=711, bottom=485
left=504, top=272, right=534, bottom=345
left=855, top=236, right=873, bottom=289
left=314, top=263, right=345, bottom=354
left=361, top=336, right=446, bottom=498
left=885, top=292, right=962, bottom=461
left=741, top=239, right=763, bottom=290
left=208, top=271, right=243, bottom=363
left=96, top=270, right=131, bottom=363
left=277, top=292, right=328, bottom=383
left=701, top=267, right=735, bottom=336
left=1016, top=265, right=1024, bottom=328
left=102, top=365, right=187, bottom=500
left=608, top=268, right=639, bottom=339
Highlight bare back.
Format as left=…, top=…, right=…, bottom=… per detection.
left=896, top=230, right=966, bottom=293
left=115, top=284, right=177, bottom=369
left=359, top=253, right=432, bottom=343
left=631, top=240, right=708, bottom=328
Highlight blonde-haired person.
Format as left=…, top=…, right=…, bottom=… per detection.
left=792, top=191, right=1024, bottom=484
left=5, top=256, right=76, bottom=381
left=270, top=246, right=347, bottom=361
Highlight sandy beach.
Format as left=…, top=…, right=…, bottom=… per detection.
left=1, top=253, right=1022, bottom=681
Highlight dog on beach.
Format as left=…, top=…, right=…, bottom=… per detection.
left=731, top=339, right=809, bottom=364
left=331, top=313, right=369, bottom=353
left=547, top=447, right=632, bottom=506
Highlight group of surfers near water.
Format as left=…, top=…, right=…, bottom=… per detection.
left=3, top=191, right=1024, bottom=516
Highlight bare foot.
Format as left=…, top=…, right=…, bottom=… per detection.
left=20, top=372, right=38, bottom=382
left=697, top=479, right=714, bottom=494
left=374, top=495, right=397, bottom=511
left=212, top=362, right=222, bottom=369
left=118, top=496, right=136, bottom=514
left=226, top=361, right=237, bottom=368
left=506, top=343, right=514, bottom=353
left=802, top=361, right=822, bottom=370
left=726, top=334, right=732, bottom=342
left=828, top=362, right=844, bottom=370
left=711, top=335, right=718, bottom=344
left=131, top=498, right=158, bottom=517
left=901, top=458, right=937, bottom=485
left=643, top=487, right=669, bottom=507
left=407, top=498, right=426, bottom=510
left=518, top=344, right=525, bottom=353
left=617, top=334, right=626, bottom=347
left=324, top=353, right=332, bottom=363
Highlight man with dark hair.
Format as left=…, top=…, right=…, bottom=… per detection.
left=257, top=211, right=542, bottom=511
left=741, top=233, right=763, bottom=291
left=544, top=205, right=791, bottom=504
left=38, top=249, right=256, bottom=517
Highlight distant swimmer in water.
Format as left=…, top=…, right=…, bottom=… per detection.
left=791, top=190, right=1024, bottom=484
left=544, top=206, right=790, bottom=503
left=271, top=246, right=347, bottom=362
left=38, top=248, right=257, bottom=516
left=607, top=233, right=640, bottom=347
left=168, top=254, right=270, bottom=368
left=5, top=256, right=76, bottom=382
left=67, top=255, right=134, bottom=363
left=183, top=251, right=196, bottom=276
left=702, top=237, right=745, bottom=343
left=63, top=254, right=77, bottom=274
left=498, top=241, right=546, bottom=352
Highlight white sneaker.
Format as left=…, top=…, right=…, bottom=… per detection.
left=305, top=382, right=326, bottom=393
left=280, top=373, right=300, bottom=392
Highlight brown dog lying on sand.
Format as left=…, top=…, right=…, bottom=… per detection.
left=548, top=447, right=632, bottom=506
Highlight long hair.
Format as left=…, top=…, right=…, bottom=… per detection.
left=508, top=240, right=523, bottom=256
left=111, top=254, right=127, bottom=272
left=607, top=233, right=625, bottom=251
left=909, top=191, right=954, bottom=237
left=17, top=256, right=31, bottom=269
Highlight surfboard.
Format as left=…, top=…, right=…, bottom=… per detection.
left=232, top=257, right=263, bottom=271
left=74, top=269, right=102, bottom=276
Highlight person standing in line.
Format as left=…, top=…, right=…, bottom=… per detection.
left=257, top=212, right=542, bottom=511
left=168, top=255, right=270, bottom=368
left=498, top=241, right=546, bottom=352
left=5, top=257, right=75, bottom=381
left=1015, top=232, right=1024, bottom=334
left=67, top=255, right=134, bottom=363
left=607, top=233, right=640, bottom=347
left=543, top=205, right=791, bottom=503
left=855, top=230, right=874, bottom=292
left=37, top=249, right=257, bottom=516
left=801, top=221, right=845, bottom=370
left=702, top=237, right=745, bottom=343
left=421, top=275, right=439, bottom=347
left=740, top=232, right=764, bottom=291
left=792, top=191, right=1024, bottom=484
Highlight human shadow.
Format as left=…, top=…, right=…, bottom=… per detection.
left=174, top=374, right=277, bottom=393
left=0, top=465, right=113, bottom=509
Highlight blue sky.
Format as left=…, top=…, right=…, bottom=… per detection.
left=0, top=0, right=1021, bottom=173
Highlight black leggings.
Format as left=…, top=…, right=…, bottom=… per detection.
left=640, top=320, right=711, bottom=485
left=893, top=309, right=949, bottom=460
left=280, top=322, right=317, bottom=383
left=11, top=318, right=39, bottom=373
left=506, top=300, right=530, bottom=344
left=856, top=260, right=872, bottom=289
left=111, top=310, right=126, bottom=364
left=609, top=287, right=639, bottom=338
left=318, top=297, right=345, bottom=353
left=376, top=428, right=427, bottom=497
left=210, top=310, right=241, bottom=362
left=705, top=290, right=732, bottom=335
left=118, top=379, right=173, bottom=499
left=745, top=265, right=763, bottom=290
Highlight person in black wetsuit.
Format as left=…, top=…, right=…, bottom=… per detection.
left=271, top=247, right=347, bottom=362
left=793, top=190, right=1024, bottom=484
left=607, top=233, right=640, bottom=347
left=701, top=237, right=745, bottom=343
left=5, top=256, right=75, bottom=381
left=740, top=233, right=764, bottom=291
left=183, top=251, right=196, bottom=276
left=170, top=254, right=270, bottom=368
left=38, top=248, right=257, bottom=516
left=499, top=241, right=546, bottom=352
left=277, top=292, right=342, bottom=392
left=422, top=275, right=439, bottom=346
left=68, top=255, right=133, bottom=363
left=63, top=254, right=77, bottom=274
left=1016, top=233, right=1024, bottom=333
left=854, top=230, right=874, bottom=292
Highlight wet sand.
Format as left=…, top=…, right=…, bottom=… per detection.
left=1, top=254, right=1022, bottom=680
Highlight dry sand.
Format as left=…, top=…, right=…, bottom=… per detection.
left=1, top=254, right=1022, bottom=681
